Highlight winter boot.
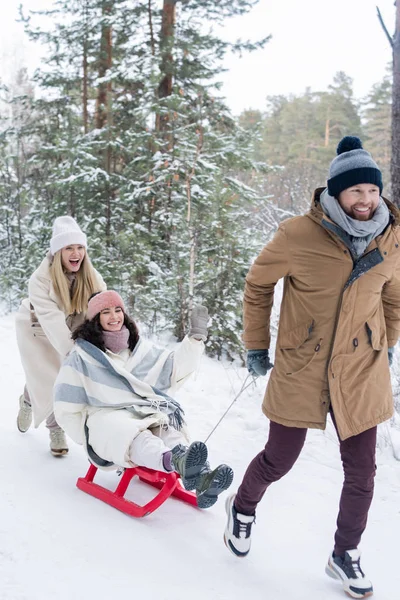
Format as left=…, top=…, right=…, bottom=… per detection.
left=223, top=493, right=255, bottom=557
left=195, top=462, right=234, bottom=509
left=325, top=549, right=373, bottom=598
left=49, top=428, right=69, bottom=457
left=171, top=441, right=208, bottom=490
left=17, top=394, right=32, bottom=433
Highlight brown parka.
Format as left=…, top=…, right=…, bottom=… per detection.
left=243, top=188, right=400, bottom=440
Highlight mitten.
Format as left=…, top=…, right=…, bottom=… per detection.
left=247, top=349, right=273, bottom=377
left=189, top=305, right=209, bottom=341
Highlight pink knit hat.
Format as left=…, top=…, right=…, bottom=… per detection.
left=87, top=291, right=125, bottom=320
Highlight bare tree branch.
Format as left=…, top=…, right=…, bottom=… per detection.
left=377, top=5, right=394, bottom=47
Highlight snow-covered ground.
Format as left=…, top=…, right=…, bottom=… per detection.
left=1, top=313, right=399, bottom=600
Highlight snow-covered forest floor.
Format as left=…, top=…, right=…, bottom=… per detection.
left=1, top=312, right=399, bottom=600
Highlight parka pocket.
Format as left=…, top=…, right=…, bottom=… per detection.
left=278, top=319, right=321, bottom=376
left=365, top=314, right=386, bottom=351
left=279, top=319, right=314, bottom=350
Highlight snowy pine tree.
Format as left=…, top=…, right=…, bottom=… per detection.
left=0, top=0, right=270, bottom=357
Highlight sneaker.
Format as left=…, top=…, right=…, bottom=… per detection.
left=171, top=441, right=208, bottom=490
left=325, top=549, right=373, bottom=598
left=223, top=493, right=255, bottom=557
left=17, top=394, right=32, bottom=433
left=196, top=463, right=234, bottom=509
left=49, top=428, right=69, bottom=457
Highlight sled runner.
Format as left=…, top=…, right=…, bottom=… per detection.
left=77, top=464, right=198, bottom=517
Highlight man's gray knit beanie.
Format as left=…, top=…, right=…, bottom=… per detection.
left=327, top=136, right=382, bottom=197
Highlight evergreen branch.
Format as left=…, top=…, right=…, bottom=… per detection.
left=231, top=35, right=272, bottom=56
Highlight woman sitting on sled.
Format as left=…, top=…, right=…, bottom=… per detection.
left=53, top=290, right=233, bottom=508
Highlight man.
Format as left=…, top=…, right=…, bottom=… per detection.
left=223, top=136, right=400, bottom=599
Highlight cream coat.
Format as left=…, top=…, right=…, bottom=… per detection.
left=54, top=336, right=203, bottom=469
left=15, top=256, right=106, bottom=426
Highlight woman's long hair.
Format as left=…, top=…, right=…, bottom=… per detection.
left=72, top=312, right=140, bottom=352
left=50, top=251, right=101, bottom=316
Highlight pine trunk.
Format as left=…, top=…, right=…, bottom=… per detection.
left=96, top=0, right=113, bottom=243
left=156, top=0, right=176, bottom=133
left=392, top=2, right=400, bottom=206
left=82, top=0, right=89, bottom=134
left=148, top=0, right=155, bottom=56
left=96, top=1, right=113, bottom=131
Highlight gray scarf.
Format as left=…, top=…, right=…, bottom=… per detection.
left=320, top=188, right=389, bottom=258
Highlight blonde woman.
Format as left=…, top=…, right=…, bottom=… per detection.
left=15, top=216, right=106, bottom=456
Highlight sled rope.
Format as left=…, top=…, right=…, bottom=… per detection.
left=204, top=373, right=256, bottom=443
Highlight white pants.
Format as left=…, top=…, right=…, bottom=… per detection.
left=129, top=426, right=189, bottom=472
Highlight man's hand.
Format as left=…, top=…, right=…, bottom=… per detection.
left=247, top=349, right=274, bottom=377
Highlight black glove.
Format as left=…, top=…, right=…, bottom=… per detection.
left=247, top=349, right=274, bottom=377
left=189, top=305, right=209, bottom=341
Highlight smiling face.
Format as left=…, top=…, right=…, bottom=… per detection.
left=99, top=306, right=124, bottom=332
left=337, top=184, right=380, bottom=221
left=61, top=244, right=85, bottom=273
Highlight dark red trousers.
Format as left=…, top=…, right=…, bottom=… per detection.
left=235, top=413, right=377, bottom=555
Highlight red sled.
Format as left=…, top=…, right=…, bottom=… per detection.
left=76, top=464, right=198, bottom=518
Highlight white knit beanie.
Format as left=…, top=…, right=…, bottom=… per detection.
left=50, top=216, right=87, bottom=256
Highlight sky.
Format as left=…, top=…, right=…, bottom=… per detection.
left=0, top=0, right=396, bottom=115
